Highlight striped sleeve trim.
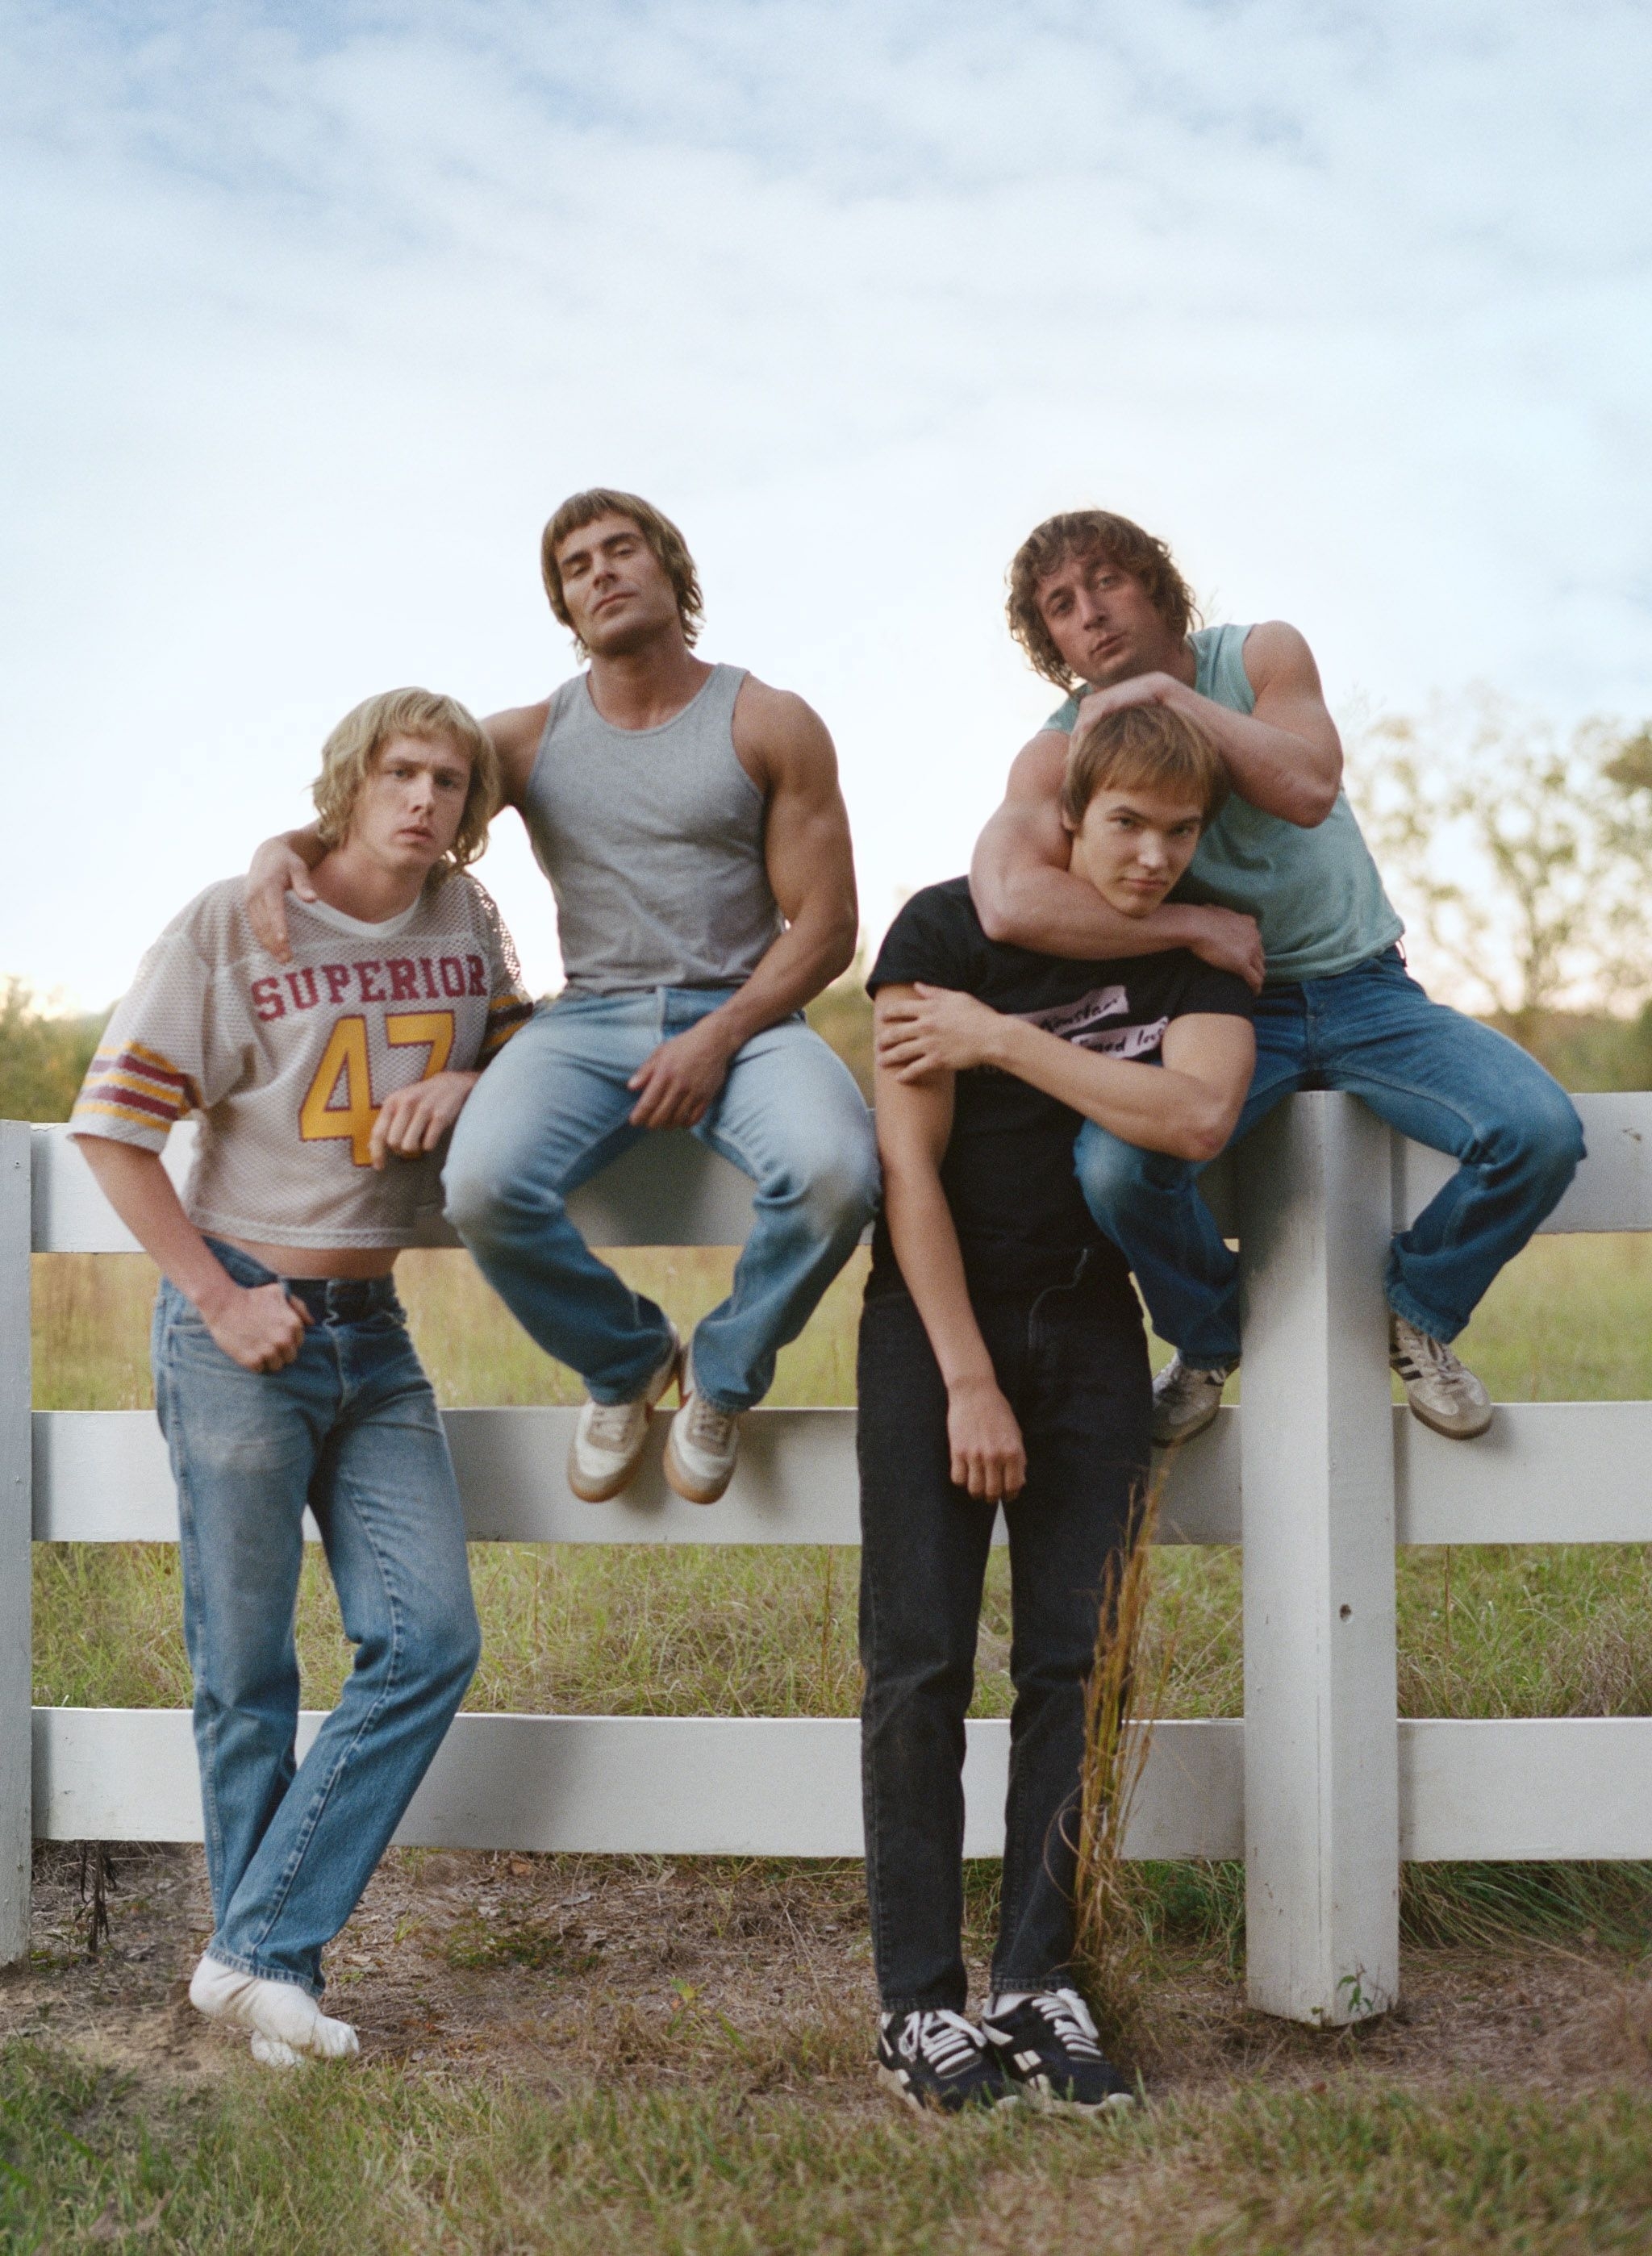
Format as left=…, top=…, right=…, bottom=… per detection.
left=68, top=1098, right=173, bottom=1146
left=481, top=997, right=533, bottom=1057
left=74, top=1045, right=201, bottom=1128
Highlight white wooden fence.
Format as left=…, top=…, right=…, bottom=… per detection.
left=8, top=1092, right=1652, bottom=2026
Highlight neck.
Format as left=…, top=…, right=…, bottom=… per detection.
left=586, top=628, right=712, bottom=731
left=310, top=843, right=432, bottom=924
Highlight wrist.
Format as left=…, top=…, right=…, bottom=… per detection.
left=945, top=1365, right=999, bottom=1399
left=190, top=1266, right=240, bottom=1324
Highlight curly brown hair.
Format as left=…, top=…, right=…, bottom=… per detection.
left=1007, top=511, right=1199, bottom=690
left=540, top=488, right=705, bottom=653
left=312, top=688, right=499, bottom=874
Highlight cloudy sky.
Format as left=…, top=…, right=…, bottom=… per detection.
left=6, top=1, right=1650, bottom=1007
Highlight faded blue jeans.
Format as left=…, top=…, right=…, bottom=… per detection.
left=1074, top=948, right=1585, bottom=1366
left=443, top=988, right=880, bottom=1412
left=153, top=1242, right=480, bottom=1996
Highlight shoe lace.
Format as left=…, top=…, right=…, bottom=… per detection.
left=685, top=1391, right=737, bottom=1451
left=585, top=1398, right=643, bottom=1449
left=898, top=2009, right=986, bottom=2075
left=1391, top=1319, right=1467, bottom=1385
left=1026, top=1989, right=1103, bottom=2059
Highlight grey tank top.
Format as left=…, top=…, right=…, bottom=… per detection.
left=522, top=663, right=783, bottom=995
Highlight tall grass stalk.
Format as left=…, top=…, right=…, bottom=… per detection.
left=1074, top=1469, right=1175, bottom=2050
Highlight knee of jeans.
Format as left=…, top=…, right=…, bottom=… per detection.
left=1500, top=1085, right=1586, bottom=1195
left=1071, top=1124, right=1158, bottom=1219
left=791, top=1129, right=881, bottom=1238
left=408, top=1602, right=482, bottom=1701
left=442, top=1142, right=565, bottom=1247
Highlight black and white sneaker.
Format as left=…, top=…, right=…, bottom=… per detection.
left=982, top=1989, right=1135, bottom=2112
left=875, top=2009, right=1018, bottom=2115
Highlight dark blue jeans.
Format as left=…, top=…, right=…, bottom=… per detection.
left=857, top=1262, right=1150, bottom=2013
left=1074, top=948, right=1585, bottom=1365
left=153, top=1242, right=481, bottom=1995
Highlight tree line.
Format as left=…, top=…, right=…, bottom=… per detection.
left=6, top=698, right=1652, bottom=1124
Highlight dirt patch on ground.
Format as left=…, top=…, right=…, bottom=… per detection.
left=6, top=1843, right=1651, bottom=2108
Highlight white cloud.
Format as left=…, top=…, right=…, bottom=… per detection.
left=2, top=0, right=1650, bottom=1003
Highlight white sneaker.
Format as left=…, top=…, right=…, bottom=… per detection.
left=1389, top=1311, right=1492, bottom=1440
left=567, top=1324, right=682, bottom=1502
left=663, top=1357, right=741, bottom=1505
left=1150, top=1353, right=1236, bottom=1447
left=189, top=1953, right=359, bottom=2062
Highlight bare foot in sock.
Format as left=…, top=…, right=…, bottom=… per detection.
left=190, top=1954, right=359, bottom=2062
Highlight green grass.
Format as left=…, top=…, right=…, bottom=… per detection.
left=6, top=2041, right=1652, bottom=2255
left=30, top=1235, right=1652, bottom=1729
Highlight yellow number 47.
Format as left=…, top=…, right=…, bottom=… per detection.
left=298, top=1012, right=455, bottom=1167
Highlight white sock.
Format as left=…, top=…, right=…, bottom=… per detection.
left=248, top=2032, right=303, bottom=2070
left=190, top=1953, right=359, bottom=2061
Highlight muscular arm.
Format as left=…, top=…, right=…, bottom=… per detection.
left=872, top=990, right=1025, bottom=1500
left=626, top=679, right=859, bottom=1128
left=971, top=735, right=1266, bottom=984
left=1075, top=621, right=1341, bottom=828
left=878, top=990, right=1255, bottom=1162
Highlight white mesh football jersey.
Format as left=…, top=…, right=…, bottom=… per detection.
left=72, top=873, right=533, bottom=1247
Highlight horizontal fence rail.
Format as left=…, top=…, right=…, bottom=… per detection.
left=13, top=1095, right=1652, bottom=2027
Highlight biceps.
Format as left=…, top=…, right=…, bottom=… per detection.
left=1160, top=1017, right=1257, bottom=1106
left=765, top=778, right=854, bottom=920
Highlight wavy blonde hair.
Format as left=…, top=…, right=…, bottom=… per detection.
left=312, top=689, right=499, bottom=872
left=540, top=488, right=705, bottom=653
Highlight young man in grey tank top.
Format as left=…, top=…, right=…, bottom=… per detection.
left=971, top=509, right=1583, bottom=1445
left=248, top=490, right=877, bottom=1505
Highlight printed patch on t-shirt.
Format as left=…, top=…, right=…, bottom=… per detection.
left=1012, top=985, right=1170, bottom=1060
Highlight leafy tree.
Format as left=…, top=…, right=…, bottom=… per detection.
left=0, top=981, right=108, bottom=1122
left=1345, top=690, right=1652, bottom=1047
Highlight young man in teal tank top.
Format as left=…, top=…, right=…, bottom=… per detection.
left=971, top=510, right=1584, bottom=1444
left=246, top=490, right=878, bottom=1506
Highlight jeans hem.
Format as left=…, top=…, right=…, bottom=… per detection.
left=1383, top=1274, right=1464, bottom=1346
left=991, top=1970, right=1074, bottom=1996
left=204, top=1945, right=323, bottom=2000
left=879, top=1995, right=970, bottom=2017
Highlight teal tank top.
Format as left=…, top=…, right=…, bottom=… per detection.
left=1046, top=623, right=1402, bottom=985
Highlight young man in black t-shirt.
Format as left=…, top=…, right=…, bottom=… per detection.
left=860, top=703, right=1254, bottom=2114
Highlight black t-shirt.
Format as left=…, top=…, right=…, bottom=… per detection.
left=866, top=878, right=1254, bottom=1298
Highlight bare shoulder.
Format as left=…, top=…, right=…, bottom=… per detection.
left=1003, top=727, right=1071, bottom=803
left=1241, top=619, right=1322, bottom=690
left=482, top=699, right=551, bottom=803
left=730, top=673, right=836, bottom=786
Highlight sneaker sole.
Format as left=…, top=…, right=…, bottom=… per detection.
left=874, top=2063, right=1018, bottom=2115
left=1401, top=1392, right=1494, bottom=1442
left=1151, top=1397, right=1224, bottom=1449
left=567, top=1341, right=682, bottom=1502
left=661, top=1424, right=735, bottom=1506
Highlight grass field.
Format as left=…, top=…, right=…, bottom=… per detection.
left=12, top=1231, right=1652, bottom=2251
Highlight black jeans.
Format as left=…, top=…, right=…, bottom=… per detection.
left=857, top=1261, right=1151, bottom=2012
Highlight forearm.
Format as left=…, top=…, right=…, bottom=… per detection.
left=987, top=1021, right=1233, bottom=1160
left=694, top=902, right=857, bottom=1057
left=881, top=1163, right=997, bottom=1388
left=1160, top=681, right=1338, bottom=826
left=73, top=1139, right=240, bottom=1319
left=974, top=860, right=1213, bottom=959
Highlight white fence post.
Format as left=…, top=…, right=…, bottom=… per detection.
left=1, top=1121, right=31, bottom=1964
left=1237, top=1092, right=1400, bottom=2024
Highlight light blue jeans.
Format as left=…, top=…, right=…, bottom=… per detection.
left=1074, top=948, right=1585, bottom=1366
left=443, top=988, right=880, bottom=1412
left=153, top=1242, right=480, bottom=1996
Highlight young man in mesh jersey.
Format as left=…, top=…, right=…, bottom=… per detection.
left=72, top=690, right=532, bottom=2068
left=970, top=510, right=1584, bottom=1446
left=247, top=490, right=878, bottom=1508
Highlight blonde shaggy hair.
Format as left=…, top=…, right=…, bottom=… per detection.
left=540, top=488, right=705, bottom=653
left=311, top=689, right=499, bottom=872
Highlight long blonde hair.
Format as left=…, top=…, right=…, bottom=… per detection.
left=311, top=688, right=499, bottom=871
